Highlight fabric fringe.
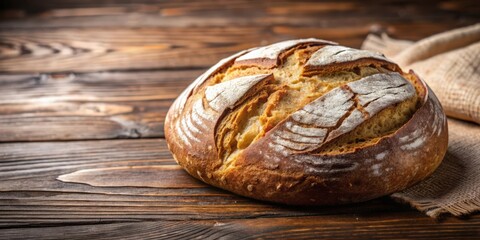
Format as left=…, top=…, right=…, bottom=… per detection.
left=392, top=193, right=480, bottom=218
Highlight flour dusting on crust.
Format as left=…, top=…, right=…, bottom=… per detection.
left=236, top=38, right=336, bottom=62
left=172, top=49, right=254, bottom=115
left=205, top=74, right=272, bottom=112
left=306, top=45, right=393, bottom=67
left=268, top=72, right=416, bottom=155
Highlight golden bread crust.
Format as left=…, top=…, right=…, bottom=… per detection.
left=165, top=39, right=448, bottom=205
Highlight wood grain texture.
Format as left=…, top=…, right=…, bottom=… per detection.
left=1, top=215, right=479, bottom=240
left=0, top=138, right=479, bottom=239
left=0, top=1, right=478, bottom=73
left=57, top=165, right=205, bottom=188
left=1, top=25, right=468, bottom=73
left=0, top=139, right=418, bottom=224
left=1, top=0, right=478, bottom=28
left=0, top=0, right=479, bottom=238
left=0, top=70, right=199, bottom=141
left=0, top=27, right=262, bottom=72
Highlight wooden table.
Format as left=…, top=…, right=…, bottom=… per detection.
left=0, top=1, right=479, bottom=239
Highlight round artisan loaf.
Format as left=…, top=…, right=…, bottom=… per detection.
left=165, top=38, right=448, bottom=205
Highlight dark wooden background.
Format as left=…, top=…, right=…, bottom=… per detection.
left=0, top=0, right=479, bottom=239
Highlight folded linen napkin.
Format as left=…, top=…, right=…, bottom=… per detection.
left=362, top=24, right=480, bottom=218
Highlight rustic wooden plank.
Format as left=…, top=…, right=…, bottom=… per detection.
left=0, top=138, right=424, bottom=224
left=1, top=0, right=477, bottom=73
left=0, top=70, right=199, bottom=141
left=0, top=26, right=270, bottom=73
left=0, top=138, right=477, bottom=234
left=0, top=11, right=477, bottom=29
left=57, top=165, right=205, bottom=188
left=1, top=0, right=478, bottom=28
left=0, top=24, right=476, bottom=73
left=0, top=27, right=243, bottom=72
left=0, top=215, right=479, bottom=240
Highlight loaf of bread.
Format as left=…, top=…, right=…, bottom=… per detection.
left=165, top=38, right=448, bottom=205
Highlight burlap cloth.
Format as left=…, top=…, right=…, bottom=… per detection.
left=362, top=23, right=480, bottom=218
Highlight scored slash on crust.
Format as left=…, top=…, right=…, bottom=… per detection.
left=171, top=48, right=255, bottom=116
left=175, top=74, right=273, bottom=148
left=305, top=45, right=393, bottom=67
left=303, top=45, right=399, bottom=75
left=235, top=38, right=337, bottom=67
left=205, top=74, right=272, bottom=112
left=267, top=72, right=415, bottom=155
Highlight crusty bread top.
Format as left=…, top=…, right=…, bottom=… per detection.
left=235, top=38, right=336, bottom=67
left=165, top=38, right=448, bottom=206
left=169, top=38, right=423, bottom=174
